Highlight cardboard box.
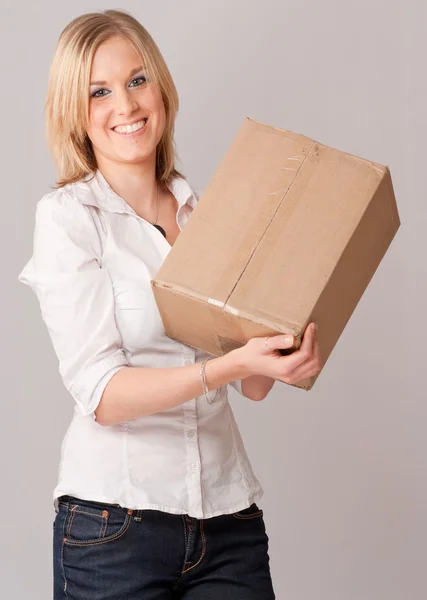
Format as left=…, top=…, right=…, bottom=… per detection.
left=151, top=118, right=400, bottom=390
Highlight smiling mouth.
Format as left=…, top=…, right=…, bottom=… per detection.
left=112, top=118, right=148, bottom=134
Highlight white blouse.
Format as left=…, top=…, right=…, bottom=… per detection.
left=18, top=169, right=263, bottom=519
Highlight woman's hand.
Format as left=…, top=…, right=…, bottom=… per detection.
left=235, top=322, right=323, bottom=388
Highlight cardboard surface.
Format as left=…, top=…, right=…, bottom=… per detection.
left=151, top=118, right=400, bottom=390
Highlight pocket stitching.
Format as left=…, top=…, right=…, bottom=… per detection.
left=65, top=505, right=77, bottom=537
left=63, top=512, right=132, bottom=547
left=71, top=507, right=104, bottom=519
left=232, top=508, right=264, bottom=520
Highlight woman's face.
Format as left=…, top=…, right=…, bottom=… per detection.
left=87, top=35, right=166, bottom=168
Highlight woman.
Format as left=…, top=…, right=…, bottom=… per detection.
left=18, top=9, right=322, bottom=599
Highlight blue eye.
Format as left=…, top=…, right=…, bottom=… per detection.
left=91, top=75, right=147, bottom=98
left=91, top=89, right=107, bottom=98
left=130, top=76, right=147, bottom=87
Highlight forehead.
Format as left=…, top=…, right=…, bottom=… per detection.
left=90, top=36, right=145, bottom=81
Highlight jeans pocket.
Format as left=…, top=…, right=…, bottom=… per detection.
left=63, top=497, right=133, bottom=546
left=232, top=502, right=264, bottom=520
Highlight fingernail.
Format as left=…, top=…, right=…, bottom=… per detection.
left=284, top=334, right=294, bottom=344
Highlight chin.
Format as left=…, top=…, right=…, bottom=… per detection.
left=117, top=150, right=156, bottom=164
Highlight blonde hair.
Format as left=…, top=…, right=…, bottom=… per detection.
left=45, top=9, right=185, bottom=188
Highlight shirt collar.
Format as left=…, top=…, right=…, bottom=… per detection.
left=67, top=168, right=197, bottom=215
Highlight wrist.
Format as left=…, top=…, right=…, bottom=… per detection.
left=203, top=349, right=250, bottom=390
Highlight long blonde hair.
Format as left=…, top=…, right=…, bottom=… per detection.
left=45, top=9, right=184, bottom=188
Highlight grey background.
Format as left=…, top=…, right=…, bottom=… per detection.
left=4, top=1, right=425, bottom=598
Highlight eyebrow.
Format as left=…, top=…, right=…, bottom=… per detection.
left=90, top=65, right=145, bottom=86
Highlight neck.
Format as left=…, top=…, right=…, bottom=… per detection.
left=96, top=155, right=160, bottom=217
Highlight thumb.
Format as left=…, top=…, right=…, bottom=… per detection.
left=265, top=333, right=295, bottom=351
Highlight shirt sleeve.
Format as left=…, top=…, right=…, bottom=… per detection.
left=18, top=190, right=129, bottom=422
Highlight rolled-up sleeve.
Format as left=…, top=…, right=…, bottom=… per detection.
left=18, top=191, right=129, bottom=421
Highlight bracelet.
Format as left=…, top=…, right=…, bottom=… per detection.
left=200, top=359, right=221, bottom=404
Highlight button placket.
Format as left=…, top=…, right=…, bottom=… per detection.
left=183, top=394, right=203, bottom=517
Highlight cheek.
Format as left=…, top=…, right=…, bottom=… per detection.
left=88, top=104, right=111, bottom=136
left=152, top=103, right=166, bottom=142
left=145, top=87, right=166, bottom=124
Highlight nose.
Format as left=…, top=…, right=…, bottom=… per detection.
left=115, top=87, right=139, bottom=116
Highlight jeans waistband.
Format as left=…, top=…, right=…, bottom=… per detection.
left=54, top=494, right=123, bottom=514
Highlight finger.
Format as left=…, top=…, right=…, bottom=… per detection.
left=279, top=322, right=316, bottom=371
left=264, top=333, right=295, bottom=352
left=312, top=336, right=322, bottom=363
left=286, top=356, right=321, bottom=385
left=300, top=322, right=316, bottom=356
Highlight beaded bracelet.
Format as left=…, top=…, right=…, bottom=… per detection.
left=200, top=359, right=221, bottom=404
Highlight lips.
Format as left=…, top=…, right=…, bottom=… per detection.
left=111, top=117, right=148, bottom=130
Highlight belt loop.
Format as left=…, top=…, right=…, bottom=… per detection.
left=133, top=509, right=143, bottom=522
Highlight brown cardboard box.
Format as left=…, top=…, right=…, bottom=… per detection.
left=151, top=118, right=400, bottom=390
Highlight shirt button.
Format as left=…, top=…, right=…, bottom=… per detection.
left=191, top=462, right=199, bottom=472
left=187, top=429, right=196, bottom=439
left=184, top=358, right=193, bottom=366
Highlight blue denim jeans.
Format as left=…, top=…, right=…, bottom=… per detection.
left=53, top=494, right=275, bottom=599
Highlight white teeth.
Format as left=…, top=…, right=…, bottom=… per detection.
left=114, top=119, right=147, bottom=134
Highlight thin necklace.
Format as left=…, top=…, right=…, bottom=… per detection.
left=151, top=181, right=167, bottom=238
